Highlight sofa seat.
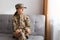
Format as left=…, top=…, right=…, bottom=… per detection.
left=0, top=33, right=44, bottom=40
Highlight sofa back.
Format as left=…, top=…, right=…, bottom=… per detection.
left=0, top=14, right=45, bottom=36
left=0, top=15, right=13, bottom=34
left=27, top=14, right=45, bottom=36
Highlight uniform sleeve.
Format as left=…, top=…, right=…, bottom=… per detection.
left=25, top=16, right=30, bottom=28
left=12, top=16, right=19, bottom=32
left=25, top=16, right=31, bottom=34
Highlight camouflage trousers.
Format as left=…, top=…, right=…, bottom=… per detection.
left=13, top=31, right=28, bottom=40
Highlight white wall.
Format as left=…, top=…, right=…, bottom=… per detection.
left=48, top=0, right=60, bottom=40
left=0, top=0, right=43, bottom=15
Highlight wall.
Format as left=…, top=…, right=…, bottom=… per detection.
left=0, top=0, right=43, bottom=15
left=48, top=0, right=60, bottom=40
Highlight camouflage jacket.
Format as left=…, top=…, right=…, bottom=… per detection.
left=12, top=13, right=30, bottom=32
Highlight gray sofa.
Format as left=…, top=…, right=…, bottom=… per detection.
left=0, top=14, right=45, bottom=40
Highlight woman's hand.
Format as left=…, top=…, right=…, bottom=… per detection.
left=25, top=27, right=31, bottom=34
left=15, top=29, right=22, bottom=34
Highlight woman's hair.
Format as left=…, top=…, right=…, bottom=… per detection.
left=14, top=11, right=18, bottom=16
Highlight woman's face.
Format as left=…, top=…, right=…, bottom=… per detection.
left=17, top=8, right=24, bottom=15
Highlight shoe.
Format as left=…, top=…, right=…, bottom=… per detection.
left=25, top=36, right=29, bottom=39
left=12, top=36, right=16, bottom=38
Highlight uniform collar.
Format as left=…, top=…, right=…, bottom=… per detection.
left=16, top=13, right=23, bottom=16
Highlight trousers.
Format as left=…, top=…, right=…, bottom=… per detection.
left=13, top=31, right=29, bottom=40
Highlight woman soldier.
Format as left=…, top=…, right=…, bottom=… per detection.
left=12, top=3, right=31, bottom=40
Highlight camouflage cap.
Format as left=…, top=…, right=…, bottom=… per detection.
left=15, top=3, right=27, bottom=9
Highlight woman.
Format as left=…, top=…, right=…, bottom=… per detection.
left=12, top=3, right=31, bottom=40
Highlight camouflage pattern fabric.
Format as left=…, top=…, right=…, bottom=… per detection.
left=12, top=13, right=30, bottom=40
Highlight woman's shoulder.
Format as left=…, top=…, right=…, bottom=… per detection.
left=24, top=15, right=29, bottom=19
left=12, top=15, right=16, bottom=18
left=23, top=15, right=30, bottom=20
left=12, top=15, right=18, bottom=20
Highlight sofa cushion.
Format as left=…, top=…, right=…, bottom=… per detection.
left=26, top=14, right=45, bottom=36
left=0, top=33, right=15, bottom=40
left=0, top=15, right=13, bottom=34
left=34, top=15, right=45, bottom=36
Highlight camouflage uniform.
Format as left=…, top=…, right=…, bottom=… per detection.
left=12, top=13, right=30, bottom=40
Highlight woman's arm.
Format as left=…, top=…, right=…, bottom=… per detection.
left=12, top=16, right=22, bottom=33
left=12, top=16, right=19, bottom=32
left=25, top=16, right=31, bottom=34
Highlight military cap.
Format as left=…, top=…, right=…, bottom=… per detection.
left=15, top=3, right=27, bottom=9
